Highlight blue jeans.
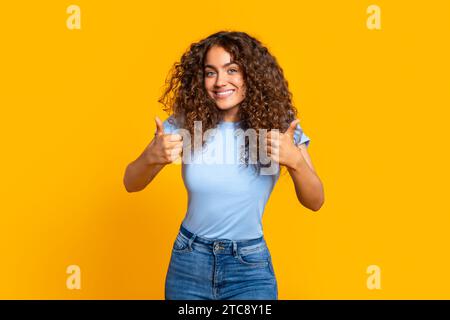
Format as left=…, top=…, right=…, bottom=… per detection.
left=165, top=224, right=278, bottom=300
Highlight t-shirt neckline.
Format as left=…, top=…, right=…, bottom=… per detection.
left=219, top=120, right=241, bottom=127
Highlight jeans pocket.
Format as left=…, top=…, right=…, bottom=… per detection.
left=172, top=232, right=193, bottom=253
left=236, top=245, right=270, bottom=267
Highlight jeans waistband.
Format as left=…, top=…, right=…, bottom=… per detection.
left=179, top=223, right=266, bottom=255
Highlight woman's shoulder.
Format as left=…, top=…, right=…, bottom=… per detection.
left=162, top=114, right=182, bottom=134
left=292, top=121, right=311, bottom=148
left=153, top=114, right=182, bottom=135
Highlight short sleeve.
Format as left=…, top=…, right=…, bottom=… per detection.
left=154, top=115, right=179, bottom=135
left=292, top=122, right=311, bottom=148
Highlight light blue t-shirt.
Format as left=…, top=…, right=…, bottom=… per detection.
left=157, top=115, right=310, bottom=240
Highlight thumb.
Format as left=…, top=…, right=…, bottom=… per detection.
left=155, top=116, right=165, bottom=136
left=285, top=119, right=300, bottom=138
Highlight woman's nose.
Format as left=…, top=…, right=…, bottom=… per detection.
left=215, top=71, right=228, bottom=87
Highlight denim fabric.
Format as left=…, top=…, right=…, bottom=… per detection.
left=165, top=224, right=278, bottom=300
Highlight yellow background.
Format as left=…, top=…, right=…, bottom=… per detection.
left=1, top=0, right=449, bottom=299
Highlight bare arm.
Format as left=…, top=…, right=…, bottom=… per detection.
left=266, top=119, right=324, bottom=211
left=287, top=143, right=324, bottom=211
left=123, top=151, right=165, bottom=193
left=123, top=116, right=183, bottom=193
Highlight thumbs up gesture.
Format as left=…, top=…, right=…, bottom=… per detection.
left=143, top=116, right=184, bottom=165
left=265, top=119, right=303, bottom=169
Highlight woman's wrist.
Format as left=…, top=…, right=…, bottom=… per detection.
left=140, top=146, right=157, bottom=166
left=286, top=148, right=307, bottom=172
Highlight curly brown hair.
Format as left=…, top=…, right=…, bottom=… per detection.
left=158, top=30, right=300, bottom=174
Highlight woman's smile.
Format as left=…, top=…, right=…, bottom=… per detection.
left=203, top=45, right=246, bottom=119
left=213, top=89, right=235, bottom=99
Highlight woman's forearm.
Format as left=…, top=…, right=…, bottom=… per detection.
left=123, top=152, right=165, bottom=193
left=287, top=154, right=324, bottom=211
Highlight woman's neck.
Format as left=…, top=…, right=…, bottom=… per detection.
left=220, top=106, right=240, bottom=122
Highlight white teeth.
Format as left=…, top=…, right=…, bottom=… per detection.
left=216, top=90, right=234, bottom=96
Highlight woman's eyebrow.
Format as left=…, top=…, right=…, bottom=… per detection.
left=204, top=62, right=238, bottom=69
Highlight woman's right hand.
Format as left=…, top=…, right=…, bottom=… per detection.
left=143, top=116, right=184, bottom=165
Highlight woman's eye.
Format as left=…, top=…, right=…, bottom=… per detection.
left=205, top=69, right=237, bottom=77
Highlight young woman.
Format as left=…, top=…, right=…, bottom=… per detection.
left=123, top=31, right=324, bottom=300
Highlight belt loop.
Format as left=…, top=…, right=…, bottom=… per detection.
left=232, top=241, right=237, bottom=257
left=188, top=234, right=197, bottom=249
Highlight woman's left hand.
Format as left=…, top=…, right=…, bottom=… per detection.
left=266, top=119, right=304, bottom=169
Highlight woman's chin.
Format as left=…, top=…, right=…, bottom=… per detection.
left=214, top=101, right=242, bottom=110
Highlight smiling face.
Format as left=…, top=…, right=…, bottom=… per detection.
left=204, top=45, right=246, bottom=121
